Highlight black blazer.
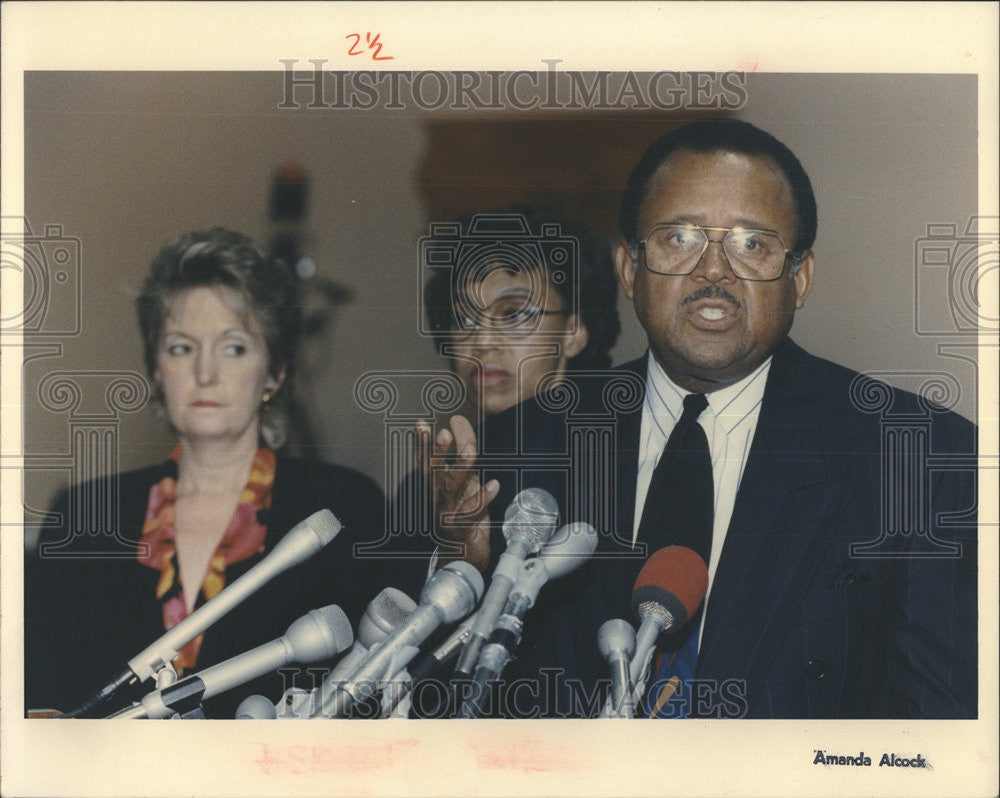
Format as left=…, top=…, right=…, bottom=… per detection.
left=460, top=338, right=977, bottom=718
left=24, top=455, right=393, bottom=719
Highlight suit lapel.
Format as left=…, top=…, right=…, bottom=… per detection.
left=697, top=341, right=843, bottom=701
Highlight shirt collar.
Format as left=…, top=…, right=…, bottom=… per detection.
left=644, top=351, right=772, bottom=436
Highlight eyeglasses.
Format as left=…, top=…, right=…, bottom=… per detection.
left=639, top=223, right=794, bottom=281
left=450, top=295, right=571, bottom=341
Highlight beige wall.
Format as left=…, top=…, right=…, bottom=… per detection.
left=21, top=72, right=979, bottom=529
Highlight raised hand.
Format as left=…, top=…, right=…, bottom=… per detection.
left=415, top=415, right=499, bottom=572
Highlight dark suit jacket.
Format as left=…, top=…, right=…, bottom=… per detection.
left=24, top=455, right=394, bottom=719
left=456, top=338, right=977, bottom=718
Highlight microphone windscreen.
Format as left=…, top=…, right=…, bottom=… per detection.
left=235, top=694, right=278, bottom=720
left=422, top=560, right=485, bottom=623
left=631, top=546, right=709, bottom=627
left=502, top=488, right=559, bottom=552
left=597, top=618, right=636, bottom=660
left=303, top=509, right=342, bottom=547
left=358, top=588, right=417, bottom=647
left=285, top=604, right=353, bottom=663
left=536, top=522, right=598, bottom=581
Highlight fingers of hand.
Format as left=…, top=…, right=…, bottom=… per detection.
left=451, top=478, right=499, bottom=520
left=417, top=422, right=459, bottom=489
left=426, top=421, right=479, bottom=498
left=449, top=415, right=478, bottom=456
left=433, top=426, right=454, bottom=459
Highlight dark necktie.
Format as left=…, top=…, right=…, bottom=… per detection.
left=636, top=392, right=714, bottom=569
left=636, top=392, right=714, bottom=718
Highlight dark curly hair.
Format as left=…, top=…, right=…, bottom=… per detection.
left=619, top=118, right=817, bottom=269
left=423, top=205, right=620, bottom=371
left=135, top=227, right=301, bottom=448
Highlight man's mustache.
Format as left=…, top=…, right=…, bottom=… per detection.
left=681, top=285, right=742, bottom=309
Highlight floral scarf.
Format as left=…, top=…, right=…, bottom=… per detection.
left=137, top=446, right=276, bottom=675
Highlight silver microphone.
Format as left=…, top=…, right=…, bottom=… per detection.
left=454, top=488, right=559, bottom=678
left=318, top=560, right=484, bottom=717
left=126, top=510, right=342, bottom=685
left=111, top=604, right=352, bottom=719
left=235, top=694, right=279, bottom=719
left=458, top=522, right=598, bottom=719
left=256, top=587, right=419, bottom=720
left=312, top=587, right=417, bottom=714
left=596, top=619, right=637, bottom=718
left=507, top=521, right=599, bottom=607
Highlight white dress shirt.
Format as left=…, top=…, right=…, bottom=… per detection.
left=633, top=351, right=772, bottom=611
left=429, top=354, right=772, bottom=600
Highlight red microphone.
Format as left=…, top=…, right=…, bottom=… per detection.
left=631, top=545, right=708, bottom=632
left=601, top=546, right=708, bottom=717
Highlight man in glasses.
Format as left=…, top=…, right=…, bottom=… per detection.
left=419, top=119, right=976, bottom=719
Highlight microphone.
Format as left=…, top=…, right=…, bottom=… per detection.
left=596, top=619, right=636, bottom=719
left=506, top=521, right=599, bottom=606
left=406, top=614, right=474, bottom=685
left=318, top=560, right=484, bottom=717
left=257, top=587, right=417, bottom=720
left=63, top=510, right=343, bottom=718
left=110, top=605, right=353, bottom=719
left=453, top=488, right=559, bottom=678
left=235, top=694, right=279, bottom=720
left=458, top=522, right=598, bottom=719
left=378, top=613, right=475, bottom=719
left=610, top=546, right=708, bottom=717
left=312, top=587, right=416, bottom=715
left=359, top=588, right=418, bottom=641
left=406, top=507, right=572, bottom=688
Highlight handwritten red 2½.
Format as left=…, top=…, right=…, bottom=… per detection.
left=346, top=32, right=393, bottom=61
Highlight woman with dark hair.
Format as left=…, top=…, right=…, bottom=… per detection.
left=400, top=209, right=620, bottom=573
left=25, top=228, right=386, bottom=719
left=422, top=206, right=621, bottom=420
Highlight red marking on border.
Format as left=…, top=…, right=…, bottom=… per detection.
left=254, top=740, right=419, bottom=776
left=346, top=32, right=394, bottom=61
left=469, top=740, right=587, bottom=773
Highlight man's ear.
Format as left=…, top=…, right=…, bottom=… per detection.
left=615, top=241, right=637, bottom=300
left=793, top=251, right=815, bottom=309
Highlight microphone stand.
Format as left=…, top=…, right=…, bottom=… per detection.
left=456, top=592, right=531, bottom=719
